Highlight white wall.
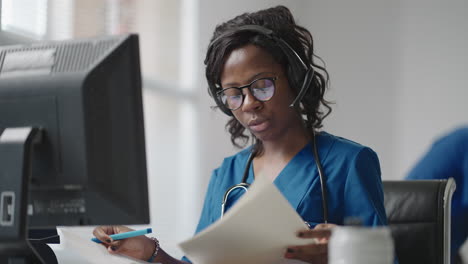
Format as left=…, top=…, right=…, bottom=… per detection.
left=393, top=1, right=468, bottom=178
left=296, top=1, right=400, bottom=179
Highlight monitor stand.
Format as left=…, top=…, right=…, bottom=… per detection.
left=0, top=127, right=46, bottom=264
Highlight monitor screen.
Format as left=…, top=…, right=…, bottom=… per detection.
left=0, top=34, right=150, bottom=229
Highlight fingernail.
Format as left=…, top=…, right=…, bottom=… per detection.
left=111, top=246, right=117, bottom=251
left=287, top=248, right=294, bottom=253
left=106, top=239, right=111, bottom=243
left=298, top=232, right=304, bottom=237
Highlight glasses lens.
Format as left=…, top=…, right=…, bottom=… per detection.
left=251, top=78, right=275, bottom=101
left=220, top=88, right=243, bottom=110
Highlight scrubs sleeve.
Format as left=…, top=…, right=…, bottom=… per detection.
left=406, top=137, right=459, bottom=180
left=344, top=147, right=388, bottom=226
left=181, top=168, right=221, bottom=263
left=195, top=168, right=221, bottom=233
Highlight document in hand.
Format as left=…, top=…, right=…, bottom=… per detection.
left=57, top=228, right=148, bottom=264
left=178, top=176, right=316, bottom=264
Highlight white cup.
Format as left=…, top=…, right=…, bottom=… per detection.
left=329, top=226, right=394, bottom=264
left=460, top=237, right=468, bottom=264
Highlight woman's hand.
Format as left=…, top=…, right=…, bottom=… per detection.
left=284, top=223, right=336, bottom=264
left=92, top=225, right=155, bottom=261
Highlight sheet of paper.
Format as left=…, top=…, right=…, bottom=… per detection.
left=57, top=227, right=148, bottom=264
left=178, top=176, right=315, bottom=264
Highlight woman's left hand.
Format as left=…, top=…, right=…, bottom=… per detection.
left=284, top=223, right=336, bottom=264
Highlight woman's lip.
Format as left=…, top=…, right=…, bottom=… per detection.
left=249, top=120, right=269, bottom=132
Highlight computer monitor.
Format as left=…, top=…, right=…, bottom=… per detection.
left=0, top=34, right=150, bottom=262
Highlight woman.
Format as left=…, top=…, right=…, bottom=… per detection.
left=93, top=6, right=388, bottom=263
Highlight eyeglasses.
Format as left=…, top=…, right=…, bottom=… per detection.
left=217, top=77, right=277, bottom=111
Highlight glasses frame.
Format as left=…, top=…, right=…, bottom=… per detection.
left=217, top=76, right=278, bottom=111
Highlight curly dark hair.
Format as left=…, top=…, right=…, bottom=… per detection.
left=205, top=5, right=332, bottom=150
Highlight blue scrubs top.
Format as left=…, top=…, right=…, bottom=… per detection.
left=182, top=132, right=388, bottom=262
left=406, top=127, right=468, bottom=260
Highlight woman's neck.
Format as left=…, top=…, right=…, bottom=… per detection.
left=261, top=124, right=311, bottom=158
left=253, top=124, right=311, bottom=180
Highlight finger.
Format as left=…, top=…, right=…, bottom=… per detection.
left=108, top=240, right=123, bottom=253
left=287, top=252, right=327, bottom=264
left=286, top=252, right=327, bottom=264
left=284, top=243, right=328, bottom=261
left=290, top=243, right=328, bottom=255
left=297, top=228, right=331, bottom=239
left=314, top=223, right=336, bottom=229
left=114, top=225, right=134, bottom=233
left=93, top=226, right=113, bottom=244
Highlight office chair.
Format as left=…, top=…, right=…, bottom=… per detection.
left=383, top=178, right=456, bottom=264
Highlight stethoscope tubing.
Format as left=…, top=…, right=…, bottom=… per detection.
left=220, top=133, right=329, bottom=223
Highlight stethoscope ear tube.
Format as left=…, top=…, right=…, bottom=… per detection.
left=312, top=132, right=329, bottom=223
left=241, top=151, right=255, bottom=183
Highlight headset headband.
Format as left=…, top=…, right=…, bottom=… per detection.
left=208, top=25, right=314, bottom=115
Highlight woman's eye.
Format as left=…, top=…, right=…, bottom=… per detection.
left=254, top=88, right=268, bottom=93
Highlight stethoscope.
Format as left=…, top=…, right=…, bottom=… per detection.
left=221, top=132, right=329, bottom=224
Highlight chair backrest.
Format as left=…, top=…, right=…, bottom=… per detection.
left=383, top=179, right=456, bottom=264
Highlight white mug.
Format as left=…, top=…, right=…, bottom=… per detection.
left=329, top=226, right=394, bottom=264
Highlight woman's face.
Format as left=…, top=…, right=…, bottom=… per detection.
left=220, top=44, right=303, bottom=143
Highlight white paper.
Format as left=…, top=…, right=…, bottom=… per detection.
left=57, top=227, right=149, bottom=264
left=178, top=176, right=315, bottom=264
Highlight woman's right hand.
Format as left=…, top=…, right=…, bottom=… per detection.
left=92, top=225, right=156, bottom=261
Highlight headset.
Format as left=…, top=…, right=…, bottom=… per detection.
left=207, top=25, right=329, bottom=224
left=207, top=25, right=315, bottom=116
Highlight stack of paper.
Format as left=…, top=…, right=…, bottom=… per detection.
left=179, top=176, right=316, bottom=264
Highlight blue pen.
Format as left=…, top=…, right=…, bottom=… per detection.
left=91, top=228, right=152, bottom=243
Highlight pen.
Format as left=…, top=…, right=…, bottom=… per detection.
left=91, top=228, right=152, bottom=243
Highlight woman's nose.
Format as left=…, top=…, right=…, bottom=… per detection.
left=241, top=89, right=262, bottom=112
